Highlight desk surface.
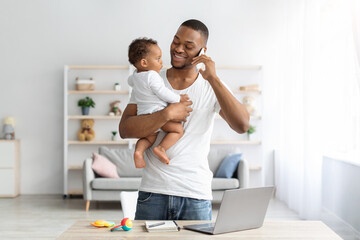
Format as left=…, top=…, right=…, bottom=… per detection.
left=57, top=220, right=342, bottom=240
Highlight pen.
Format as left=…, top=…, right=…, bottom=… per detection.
left=173, top=220, right=180, bottom=231
left=148, top=222, right=165, bottom=228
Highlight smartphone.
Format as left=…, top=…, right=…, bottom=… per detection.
left=196, top=48, right=205, bottom=72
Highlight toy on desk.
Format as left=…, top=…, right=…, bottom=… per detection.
left=110, top=218, right=133, bottom=232
left=90, top=220, right=115, bottom=228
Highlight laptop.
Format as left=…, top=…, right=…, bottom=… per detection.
left=183, top=186, right=274, bottom=235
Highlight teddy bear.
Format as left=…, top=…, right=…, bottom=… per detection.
left=242, top=96, right=257, bottom=116
left=77, top=119, right=95, bottom=141
left=109, top=100, right=122, bottom=116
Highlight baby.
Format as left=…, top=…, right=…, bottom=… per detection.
left=127, top=37, right=187, bottom=168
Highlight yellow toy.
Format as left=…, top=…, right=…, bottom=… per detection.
left=90, top=220, right=115, bottom=228
left=77, top=119, right=95, bottom=141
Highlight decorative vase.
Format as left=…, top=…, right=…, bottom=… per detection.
left=114, top=83, right=121, bottom=91
left=82, top=107, right=90, bottom=115
left=111, top=132, right=121, bottom=141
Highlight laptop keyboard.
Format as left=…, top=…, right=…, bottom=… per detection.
left=190, top=223, right=215, bottom=230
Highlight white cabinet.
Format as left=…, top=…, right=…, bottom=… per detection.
left=0, top=140, right=20, bottom=197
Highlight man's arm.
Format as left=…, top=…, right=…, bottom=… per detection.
left=192, top=55, right=250, bottom=134
left=119, top=101, right=193, bottom=139
left=212, top=79, right=250, bottom=134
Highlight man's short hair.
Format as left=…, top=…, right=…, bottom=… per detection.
left=128, top=37, right=158, bottom=65
left=180, top=19, right=209, bottom=44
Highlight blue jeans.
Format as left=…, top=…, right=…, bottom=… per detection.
left=134, top=191, right=212, bottom=220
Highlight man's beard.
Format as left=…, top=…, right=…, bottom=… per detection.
left=171, top=60, right=192, bottom=70
left=172, top=65, right=185, bottom=69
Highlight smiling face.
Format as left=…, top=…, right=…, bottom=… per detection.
left=170, top=26, right=206, bottom=70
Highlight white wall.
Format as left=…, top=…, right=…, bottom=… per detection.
left=0, top=0, right=285, bottom=194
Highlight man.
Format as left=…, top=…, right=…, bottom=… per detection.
left=119, top=19, right=249, bottom=220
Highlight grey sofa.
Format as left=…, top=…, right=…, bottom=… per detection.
left=83, top=146, right=249, bottom=211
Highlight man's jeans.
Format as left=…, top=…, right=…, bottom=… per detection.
left=134, top=191, right=212, bottom=220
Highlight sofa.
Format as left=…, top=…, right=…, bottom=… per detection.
left=83, top=146, right=249, bottom=211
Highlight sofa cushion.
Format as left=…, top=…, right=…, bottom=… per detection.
left=99, top=146, right=143, bottom=177
left=92, top=177, right=141, bottom=190
left=211, top=178, right=239, bottom=190
left=91, top=153, right=120, bottom=179
left=208, top=147, right=241, bottom=173
left=214, top=153, right=242, bottom=178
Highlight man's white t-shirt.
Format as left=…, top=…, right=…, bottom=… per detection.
left=129, top=69, right=223, bottom=200
left=128, top=70, right=180, bottom=115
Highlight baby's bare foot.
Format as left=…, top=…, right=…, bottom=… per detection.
left=153, top=146, right=170, bottom=164
left=134, top=151, right=146, bottom=168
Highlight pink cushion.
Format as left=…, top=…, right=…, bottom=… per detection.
left=92, top=153, right=120, bottom=178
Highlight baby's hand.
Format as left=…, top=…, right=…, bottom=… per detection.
left=180, top=94, right=190, bottom=102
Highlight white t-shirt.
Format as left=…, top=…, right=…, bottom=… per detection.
left=129, top=69, right=224, bottom=200
left=128, top=70, right=180, bottom=115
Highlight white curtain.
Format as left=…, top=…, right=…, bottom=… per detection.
left=274, top=0, right=360, bottom=219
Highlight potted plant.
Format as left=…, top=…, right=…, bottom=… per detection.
left=114, top=83, right=121, bottom=91
left=247, top=125, right=256, bottom=140
left=78, top=96, right=95, bottom=115
left=111, top=131, right=120, bottom=141
left=111, top=131, right=117, bottom=141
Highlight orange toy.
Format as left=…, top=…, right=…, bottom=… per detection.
left=90, top=220, right=115, bottom=228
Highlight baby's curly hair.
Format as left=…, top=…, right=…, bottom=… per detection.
left=128, top=37, right=158, bottom=65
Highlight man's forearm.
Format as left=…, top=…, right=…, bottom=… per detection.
left=208, top=76, right=250, bottom=133
left=119, top=107, right=169, bottom=139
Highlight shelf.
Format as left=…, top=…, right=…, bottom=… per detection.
left=68, top=65, right=261, bottom=70
left=210, top=140, right=261, bottom=145
left=68, top=140, right=130, bottom=145
left=68, top=164, right=262, bottom=171
left=162, top=65, right=262, bottom=70
left=249, top=166, right=262, bottom=171
left=68, top=115, right=122, bottom=120
left=233, top=89, right=262, bottom=94
left=68, top=90, right=129, bottom=95
left=216, top=65, right=262, bottom=70
left=68, top=165, right=83, bottom=170
left=215, top=114, right=261, bottom=120
left=0, top=139, right=20, bottom=143
left=68, top=65, right=129, bottom=70
left=68, top=140, right=260, bottom=145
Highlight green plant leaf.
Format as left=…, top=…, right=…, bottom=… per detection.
left=77, top=96, right=96, bottom=108
left=247, top=125, right=256, bottom=134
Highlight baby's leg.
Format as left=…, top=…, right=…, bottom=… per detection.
left=134, top=133, right=158, bottom=168
left=153, top=121, right=184, bottom=164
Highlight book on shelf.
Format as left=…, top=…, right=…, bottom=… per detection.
left=145, top=220, right=180, bottom=232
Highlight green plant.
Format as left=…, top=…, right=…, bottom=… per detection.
left=77, top=96, right=95, bottom=108
left=111, top=131, right=117, bottom=136
left=247, top=125, right=256, bottom=135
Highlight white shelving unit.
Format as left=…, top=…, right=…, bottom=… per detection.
left=63, top=65, right=133, bottom=198
left=213, top=65, right=264, bottom=185
left=63, top=64, right=263, bottom=197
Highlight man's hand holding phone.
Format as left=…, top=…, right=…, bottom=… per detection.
left=192, top=48, right=218, bottom=82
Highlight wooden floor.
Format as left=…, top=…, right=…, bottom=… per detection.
left=0, top=195, right=358, bottom=239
